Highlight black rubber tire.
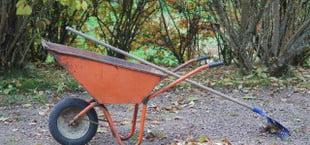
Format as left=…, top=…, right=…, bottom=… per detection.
left=49, top=98, right=98, bottom=145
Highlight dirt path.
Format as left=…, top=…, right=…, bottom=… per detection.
left=0, top=87, right=309, bottom=145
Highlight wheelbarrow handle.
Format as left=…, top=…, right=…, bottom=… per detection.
left=148, top=63, right=222, bottom=101
left=197, top=55, right=211, bottom=61
left=172, top=55, right=211, bottom=72
left=208, top=61, right=224, bottom=68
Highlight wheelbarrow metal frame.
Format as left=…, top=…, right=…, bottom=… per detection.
left=70, top=64, right=218, bottom=145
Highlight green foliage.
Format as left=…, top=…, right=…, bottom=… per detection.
left=88, top=0, right=158, bottom=58
left=129, top=46, right=179, bottom=66
left=4, top=0, right=309, bottom=80
left=4, top=0, right=214, bottom=69
left=145, top=47, right=179, bottom=66
left=56, top=0, right=88, bottom=10
left=155, top=0, right=212, bottom=62
left=303, top=57, right=310, bottom=67
left=45, top=53, right=55, bottom=63
left=16, top=0, right=90, bottom=16
left=1, top=0, right=94, bottom=70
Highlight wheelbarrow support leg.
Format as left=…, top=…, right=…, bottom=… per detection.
left=121, top=104, right=139, bottom=140
left=136, top=104, right=148, bottom=145
left=99, top=104, right=125, bottom=145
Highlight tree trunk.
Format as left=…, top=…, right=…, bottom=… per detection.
left=208, top=0, right=309, bottom=76
left=209, top=0, right=268, bottom=73
left=261, top=1, right=310, bottom=76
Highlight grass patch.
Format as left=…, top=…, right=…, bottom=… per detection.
left=0, top=95, right=27, bottom=106
left=0, top=64, right=82, bottom=106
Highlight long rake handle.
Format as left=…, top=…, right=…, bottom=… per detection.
left=65, top=27, right=253, bottom=110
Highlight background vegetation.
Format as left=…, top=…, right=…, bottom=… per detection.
left=0, top=0, right=309, bottom=104
left=1, top=0, right=309, bottom=73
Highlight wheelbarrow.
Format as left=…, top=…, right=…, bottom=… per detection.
left=42, top=27, right=290, bottom=145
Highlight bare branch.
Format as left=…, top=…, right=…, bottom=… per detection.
left=284, top=17, right=310, bottom=51
left=271, top=0, right=280, bottom=56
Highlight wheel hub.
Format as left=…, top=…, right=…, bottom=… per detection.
left=57, top=107, right=90, bottom=139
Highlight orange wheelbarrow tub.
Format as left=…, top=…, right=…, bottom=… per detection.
left=43, top=42, right=165, bottom=104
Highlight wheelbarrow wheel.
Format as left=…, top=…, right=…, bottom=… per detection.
left=49, top=98, right=98, bottom=145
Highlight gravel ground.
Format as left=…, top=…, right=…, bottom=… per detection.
left=0, top=87, right=309, bottom=145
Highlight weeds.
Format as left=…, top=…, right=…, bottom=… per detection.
left=0, top=95, right=26, bottom=106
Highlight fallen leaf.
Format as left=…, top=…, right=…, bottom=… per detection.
left=163, top=105, right=181, bottom=113
left=14, top=138, right=20, bottom=142
left=22, top=104, right=32, bottom=107
left=199, top=135, right=210, bottom=142
left=97, top=128, right=109, bottom=133
left=0, top=116, right=9, bottom=122
left=38, top=111, right=45, bottom=116
left=145, top=130, right=167, bottom=141
left=187, top=97, right=199, bottom=102
left=242, top=95, right=256, bottom=99
left=176, top=97, right=186, bottom=105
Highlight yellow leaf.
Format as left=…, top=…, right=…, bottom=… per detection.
left=16, top=0, right=25, bottom=7
left=223, top=78, right=231, bottom=83
left=81, top=1, right=88, bottom=10
left=74, top=1, right=81, bottom=9
left=187, top=1, right=196, bottom=9
left=16, top=2, right=32, bottom=15
left=97, top=128, right=109, bottom=133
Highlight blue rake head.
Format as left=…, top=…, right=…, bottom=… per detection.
left=253, top=107, right=291, bottom=140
